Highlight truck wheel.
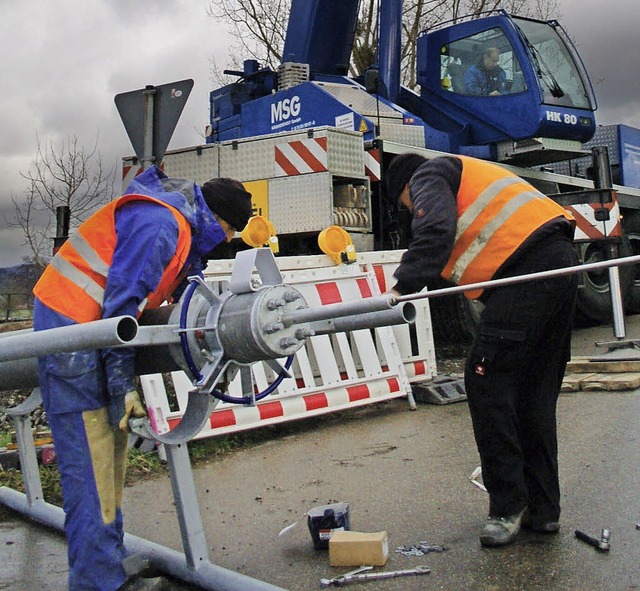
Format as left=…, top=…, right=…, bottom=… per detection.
left=620, top=211, right=640, bottom=314
left=574, top=237, right=634, bottom=326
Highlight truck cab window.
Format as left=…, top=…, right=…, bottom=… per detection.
left=513, top=17, right=593, bottom=110
left=441, top=28, right=524, bottom=97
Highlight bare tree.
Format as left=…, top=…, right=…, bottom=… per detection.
left=206, top=0, right=290, bottom=87
left=8, top=134, right=115, bottom=268
left=208, top=0, right=561, bottom=88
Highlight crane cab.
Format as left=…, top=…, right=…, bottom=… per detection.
left=415, top=11, right=597, bottom=164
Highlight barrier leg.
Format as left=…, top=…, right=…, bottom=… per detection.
left=5, top=389, right=44, bottom=504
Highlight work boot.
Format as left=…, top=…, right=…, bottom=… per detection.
left=521, top=509, right=560, bottom=534
left=118, top=575, right=169, bottom=591
left=479, top=507, right=526, bottom=547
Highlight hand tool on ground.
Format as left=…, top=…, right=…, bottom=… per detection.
left=320, top=565, right=430, bottom=587
left=574, top=528, right=611, bottom=551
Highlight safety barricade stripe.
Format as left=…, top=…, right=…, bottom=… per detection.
left=304, top=392, right=329, bottom=411
left=163, top=376, right=403, bottom=439
left=567, top=202, right=622, bottom=240
left=365, top=148, right=381, bottom=181
left=122, top=165, right=140, bottom=189
left=274, top=137, right=328, bottom=176
left=316, top=281, right=342, bottom=304
left=372, top=265, right=387, bottom=293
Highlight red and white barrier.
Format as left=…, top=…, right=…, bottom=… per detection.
left=140, top=252, right=437, bottom=440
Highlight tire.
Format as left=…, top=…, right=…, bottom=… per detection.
left=574, top=237, right=634, bottom=326
left=620, top=210, right=640, bottom=314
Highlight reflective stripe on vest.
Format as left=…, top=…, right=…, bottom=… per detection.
left=34, top=194, right=192, bottom=323
left=442, top=156, right=574, bottom=299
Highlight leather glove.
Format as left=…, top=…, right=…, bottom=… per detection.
left=108, top=390, right=147, bottom=432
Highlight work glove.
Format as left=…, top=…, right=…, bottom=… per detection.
left=108, top=390, right=147, bottom=432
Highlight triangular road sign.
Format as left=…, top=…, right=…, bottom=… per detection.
left=115, top=79, right=194, bottom=165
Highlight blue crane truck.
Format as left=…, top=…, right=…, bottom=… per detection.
left=124, top=0, right=640, bottom=339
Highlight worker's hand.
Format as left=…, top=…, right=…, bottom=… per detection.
left=108, top=390, right=147, bottom=432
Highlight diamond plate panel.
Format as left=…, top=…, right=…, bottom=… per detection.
left=553, top=125, right=621, bottom=176
left=377, top=123, right=426, bottom=147
left=585, top=125, right=620, bottom=162
left=161, top=145, right=220, bottom=184
left=268, top=173, right=333, bottom=233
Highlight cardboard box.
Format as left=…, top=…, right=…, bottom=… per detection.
left=329, top=531, right=389, bottom=567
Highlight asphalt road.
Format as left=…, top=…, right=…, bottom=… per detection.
left=2, top=317, right=640, bottom=591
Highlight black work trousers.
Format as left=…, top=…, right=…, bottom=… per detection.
left=464, top=233, right=578, bottom=525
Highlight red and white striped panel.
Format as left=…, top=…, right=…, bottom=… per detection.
left=174, top=376, right=403, bottom=439
left=365, top=148, right=381, bottom=182
left=566, top=202, right=622, bottom=241
left=274, top=137, right=328, bottom=176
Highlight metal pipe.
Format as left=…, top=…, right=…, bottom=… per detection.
left=591, top=146, right=613, bottom=189
left=608, top=258, right=626, bottom=338
left=3, top=254, right=640, bottom=394
left=0, top=358, right=39, bottom=391
left=0, top=345, right=183, bottom=392
left=0, top=316, right=139, bottom=363
left=53, top=205, right=70, bottom=254
left=591, top=145, right=627, bottom=338
left=142, top=85, right=156, bottom=170
left=396, top=253, right=640, bottom=304
left=309, top=302, right=416, bottom=336
left=281, top=294, right=396, bottom=326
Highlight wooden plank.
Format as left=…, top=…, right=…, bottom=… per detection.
left=581, top=372, right=640, bottom=391
left=561, top=373, right=597, bottom=392
left=567, top=357, right=640, bottom=374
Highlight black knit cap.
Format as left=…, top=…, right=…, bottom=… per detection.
left=385, top=153, right=427, bottom=204
left=201, top=178, right=253, bottom=231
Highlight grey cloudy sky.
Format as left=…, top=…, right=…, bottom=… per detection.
left=0, top=0, right=638, bottom=268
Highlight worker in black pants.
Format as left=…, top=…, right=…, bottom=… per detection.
left=385, top=152, right=579, bottom=547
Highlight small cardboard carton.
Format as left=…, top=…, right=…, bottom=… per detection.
left=328, top=530, right=389, bottom=567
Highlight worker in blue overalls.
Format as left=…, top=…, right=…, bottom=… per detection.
left=33, top=166, right=253, bottom=591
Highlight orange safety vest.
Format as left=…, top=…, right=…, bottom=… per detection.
left=441, top=156, right=574, bottom=299
left=34, top=194, right=192, bottom=323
